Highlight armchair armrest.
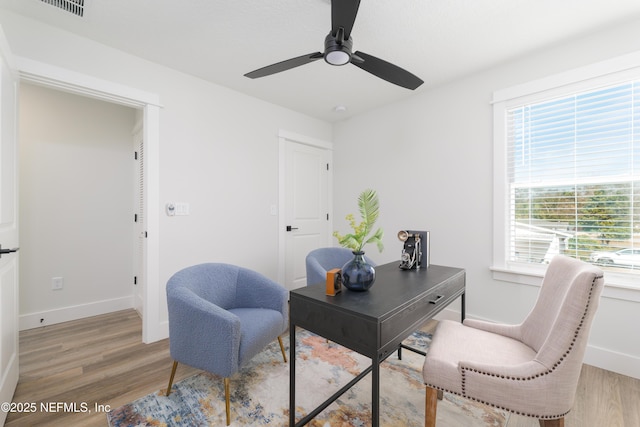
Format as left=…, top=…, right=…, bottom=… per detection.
left=236, top=269, right=288, bottom=311
left=305, top=256, right=326, bottom=287
left=463, top=318, right=523, bottom=342
left=168, top=287, right=241, bottom=376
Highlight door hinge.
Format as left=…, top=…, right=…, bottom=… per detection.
left=326, top=163, right=329, bottom=171
left=327, top=213, right=329, bottom=220
left=134, top=276, right=137, bottom=285
left=134, top=213, right=138, bottom=222
left=134, top=151, right=138, bottom=160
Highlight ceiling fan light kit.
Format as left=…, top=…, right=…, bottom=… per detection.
left=244, top=0, right=423, bottom=90
left=324, top=29, right=352, bottom=66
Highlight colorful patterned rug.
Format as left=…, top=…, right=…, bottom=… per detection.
left=107, top=329, right=507, bottom=426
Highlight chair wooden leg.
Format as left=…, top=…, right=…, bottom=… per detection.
left=425, top=386, right=438, bottom=427
left=539, top=418, right=564, bottom=427
left=224, top=377, right=231, bottom=426
left=166, top=361, right=178, bottom=396
left=278, top=336, right=287, bottom=363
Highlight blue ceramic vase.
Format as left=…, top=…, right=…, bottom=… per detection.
left=341, top=251, right=376, bottom=291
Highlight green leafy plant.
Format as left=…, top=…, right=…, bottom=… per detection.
left=333, top=189, right=384, bottom=253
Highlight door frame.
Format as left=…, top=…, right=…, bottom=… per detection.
left=15, top=57, right=164, bottom=343
left=277, top=129, right=333, bottom=286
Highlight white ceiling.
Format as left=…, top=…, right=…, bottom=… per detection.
left=2, top=0, right=640, bottom=122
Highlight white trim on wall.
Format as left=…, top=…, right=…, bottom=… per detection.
left=491, top=50, right=640, bottom=292
left=492, top=50, right=640, bottom=104
left=19, top=296, right=134, bottom=330
left=17, top=57, right=162, bottom=108
left=278, top=129, right=333, bottom=150
left=141, top=104, right=164, bottom=343
left=15, top=57, right=163, bottom=343
left=584, top=345, right=640, bottom=380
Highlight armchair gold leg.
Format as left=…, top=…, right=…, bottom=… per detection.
left=224, top=377, right=231, bottom=426
left=425, top=386, right=438, bottom=427
left=278, top=336, right=287, bottom=363
left=166, top=361, right=179, bottom=396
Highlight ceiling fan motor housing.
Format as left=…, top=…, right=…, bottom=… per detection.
left=324, top=30, right=353, bottom=66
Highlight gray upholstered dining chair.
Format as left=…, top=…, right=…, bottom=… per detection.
left=422, top=255, right=604, bottom=427
left=305, top=247, right=376, bottom=286
left=165, top=263, right=288, bottom=425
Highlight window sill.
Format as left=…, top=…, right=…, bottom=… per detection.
left=490, top=264, right=640, bottom=303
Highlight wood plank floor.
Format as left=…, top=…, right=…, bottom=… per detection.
left=6, top=310, right=198, bottom=427
left=5, top=309, right=640, bottom=426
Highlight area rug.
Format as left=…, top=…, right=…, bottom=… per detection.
left=107, top=329, right=507, bottom=426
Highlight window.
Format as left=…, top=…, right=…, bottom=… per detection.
left=493, top=54, right=640, bottom=285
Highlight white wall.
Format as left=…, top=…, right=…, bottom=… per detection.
left=0, top=12, right=332, bottom=328
left=19, top=83, right=137, bottom=328
left=332, top=18, right=640, bottom=379
left=3, top=9, right=638, bottom=378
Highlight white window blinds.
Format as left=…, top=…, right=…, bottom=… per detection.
left=507, top=81, right=640, bottom=271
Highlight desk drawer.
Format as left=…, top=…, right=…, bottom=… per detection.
left=380, top=272, right=464, bottom=347
left=290, top=296, right=378, bottom=355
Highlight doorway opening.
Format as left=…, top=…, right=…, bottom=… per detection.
left=19, top=83, right=138, bottom=331
left=17, top=59, right=162, bottom=343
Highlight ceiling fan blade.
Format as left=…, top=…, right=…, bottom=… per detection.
left=332, top=0, right=361, bottom=39
left=244, top=52, right=323, bottom=79
left=351, top=51, right=424, bottom=90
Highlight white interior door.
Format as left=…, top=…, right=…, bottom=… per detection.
left=0, top=28, right=19, bottom=425
left=282, top=137, right=332, bottom=290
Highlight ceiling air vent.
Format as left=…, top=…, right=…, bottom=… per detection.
left=40, top=0, right=85, bottom=17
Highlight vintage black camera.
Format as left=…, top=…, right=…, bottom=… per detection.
left=398, top=230, right=429, bottom=270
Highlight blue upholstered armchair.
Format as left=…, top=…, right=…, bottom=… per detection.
left=165, top=263, right=288, bottom=425
left=305, top=247, right=376, bottom=286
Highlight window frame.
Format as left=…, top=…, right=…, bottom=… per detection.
left=492, top=51, right=640, bottom=300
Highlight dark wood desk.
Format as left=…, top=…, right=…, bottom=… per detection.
left=289, top=261, right=465, bottom=427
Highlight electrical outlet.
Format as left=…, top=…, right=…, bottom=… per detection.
left=52, top=277, right=63, bottom=290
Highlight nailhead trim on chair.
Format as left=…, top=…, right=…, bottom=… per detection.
left=423, top=384, right=570, bottom=420
left=427, top=274, right=602, bottom=421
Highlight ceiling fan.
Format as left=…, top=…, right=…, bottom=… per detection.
left=244, top=0, right=424, bottom=90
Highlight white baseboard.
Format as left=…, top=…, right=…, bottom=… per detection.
left=151, top=320, right=169, bottom=343
left=19, top=296, right=134, bottom=331
left=433, top=307, right=464, bottom=322
left=584, top=344, right=640, bottom=380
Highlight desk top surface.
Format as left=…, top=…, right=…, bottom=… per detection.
left=290, top=262, right=465, bottom=321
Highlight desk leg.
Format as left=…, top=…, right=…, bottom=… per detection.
left=372, top=353, right=380, bottom=427
left=461, top=292, right=466, bottom=322
left=290, top=325, right=296, bottom=427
